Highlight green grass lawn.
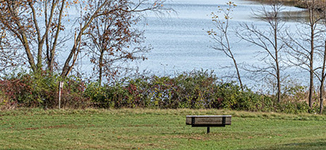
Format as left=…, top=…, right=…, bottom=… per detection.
left=1, top=108, right=326, bottom=150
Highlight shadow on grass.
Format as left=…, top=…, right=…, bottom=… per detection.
left=243, top=141, right=326, bottom=150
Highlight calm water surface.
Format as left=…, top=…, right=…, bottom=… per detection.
left=134, top=0, right=305, bottom=87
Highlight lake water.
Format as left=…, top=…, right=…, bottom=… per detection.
left=0, top=0, right=310, bottom=91
left=46, top=0, right=308, bottom=89
left=130, top=0, right=306, bottom=87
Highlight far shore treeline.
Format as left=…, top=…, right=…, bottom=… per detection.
left=252, top=0, right=326, bottom=8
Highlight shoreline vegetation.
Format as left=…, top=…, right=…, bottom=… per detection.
left=0, top=70, right=319, bottom=114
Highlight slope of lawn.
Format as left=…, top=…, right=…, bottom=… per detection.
left=0, top=108, right=326, bottom=149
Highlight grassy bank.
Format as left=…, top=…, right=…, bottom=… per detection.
left=1, top=109, right=326, bottom=149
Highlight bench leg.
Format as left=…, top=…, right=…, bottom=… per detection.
left=207, top=127, right=210, bottom=134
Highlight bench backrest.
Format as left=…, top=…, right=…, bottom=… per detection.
left=186, top=115, right=231, bottom=126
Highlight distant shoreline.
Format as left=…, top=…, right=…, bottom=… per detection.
left=245, top=0, right=301, bottom=7
left=246, top=0, right=325, bottom=9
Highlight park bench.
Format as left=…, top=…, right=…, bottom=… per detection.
left=186, top=115, right=231, bottom=133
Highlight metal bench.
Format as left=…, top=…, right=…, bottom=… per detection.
left=186, top=115, right=232, bottom=133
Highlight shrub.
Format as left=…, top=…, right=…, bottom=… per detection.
left=85, top=70, right=268, bottom=110
left=0, top=71, right=90, bottom=109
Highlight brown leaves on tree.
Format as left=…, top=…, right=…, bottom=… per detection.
left=0, top=0, right=167, bottom=80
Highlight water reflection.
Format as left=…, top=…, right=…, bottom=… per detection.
left=250, top=10, right=308, bottom=22
left=279, top=10, right=308, bottom=22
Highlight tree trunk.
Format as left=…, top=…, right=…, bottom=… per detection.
left=225, top=30, right=243, bottom=91
left=309, top=42, right=314, bottom=109
left=276, top=59, right=281, bottom=103
left=320, top=82, right=324, bottom=114
left=274, top=20, right=281, bottom=103
left=61, top=2, right=108, bottom=77
left=308, top=6, right=315, bottom=109
left=99, top=49, right=104, bottom=85
left=29, top=2, right=43, bottom=71
left=233, top=58, right=243, bottom=91
left=21, top=32, right=37, bottom=72
left=320, top=41, right=326, bottom=114
left=48, top=0, right=65, bottom=73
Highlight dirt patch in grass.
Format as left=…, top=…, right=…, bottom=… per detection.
left=24, top=124, right=79, bottom=130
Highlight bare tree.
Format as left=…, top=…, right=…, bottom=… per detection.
left=237, top=1, right=285, bottom=103
left=316, top=6, right=326, bottom=114
left=208, top=1, right=243, bottom=91
left=284, top=0, right=325, bottom=109
left=317, top=41, right=326, bottom=114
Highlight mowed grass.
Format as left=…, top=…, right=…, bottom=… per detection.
left=1, top=109, right=326, bottom=149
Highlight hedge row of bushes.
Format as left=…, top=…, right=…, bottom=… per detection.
left=0, top=70, right=316, bottom=113
left=0, top=71, right=88, bottom=109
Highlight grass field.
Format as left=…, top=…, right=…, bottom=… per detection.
left=1, top=108, right=326, bottom=149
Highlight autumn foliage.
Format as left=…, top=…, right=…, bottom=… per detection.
left=0, top=0, right=165, bottom=81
